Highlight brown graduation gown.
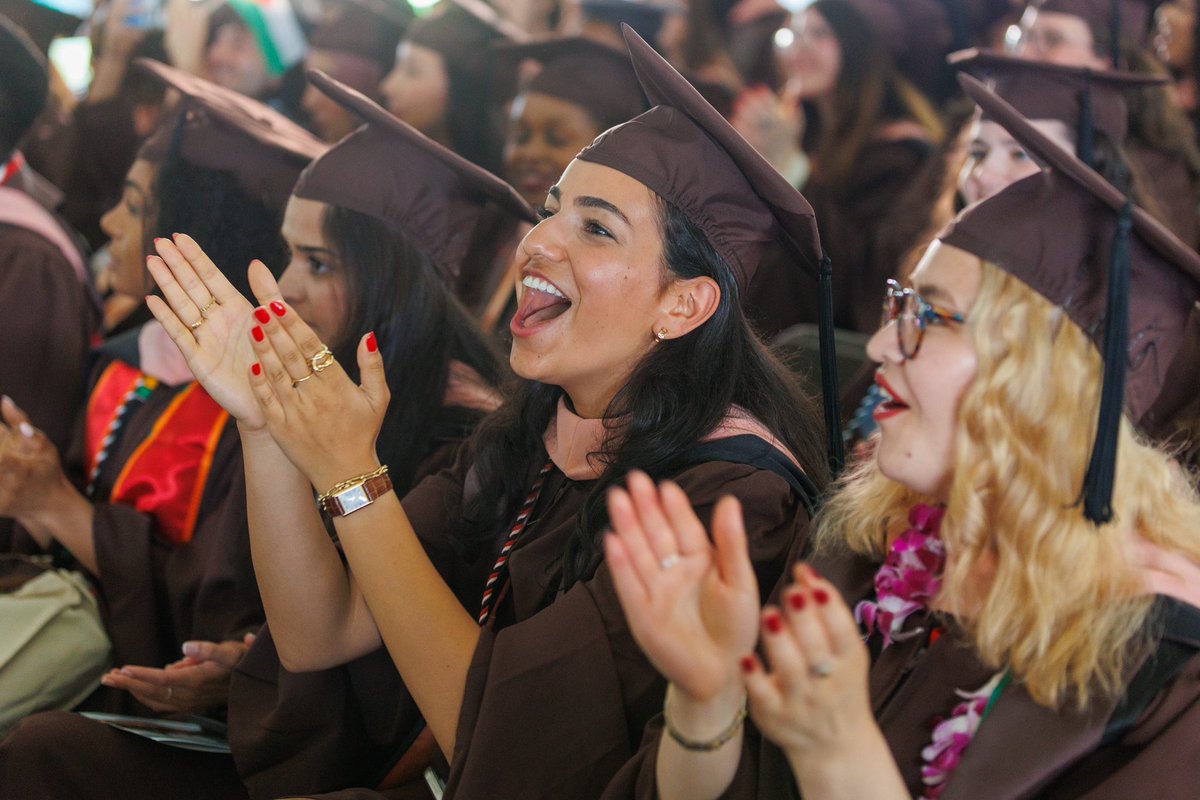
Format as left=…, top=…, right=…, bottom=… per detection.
left=301, top=442, right=811, bottom=800
left=620, top=545, right=1200, bottom=799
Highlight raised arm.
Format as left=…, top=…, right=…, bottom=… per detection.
left=146, top=235, right=380, bottom=669
left=244, top=305, right=480, bottom=759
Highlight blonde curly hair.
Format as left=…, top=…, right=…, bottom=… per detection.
left=817, top=260, right=1200, bottom=710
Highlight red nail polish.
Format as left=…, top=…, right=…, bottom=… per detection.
left=154, top=237, right=164, bottom=244
left=765, top=612, right=783, bottom=634
left=254, top=307, right=270, bottom=324
left=270, top=301, right=286, bottom=317
left=171, top=232, right=181, bottom=240
left=788, top=592, right=806, bottom=611
left=366, top=332, right=377, bottom=353
left=251, top=363, right=262, bottom=376
left=252, top=325, right=264, bottom=342
left=740, top=655, right=756, bottom=673
left=814, top=588, right=830, bottom=606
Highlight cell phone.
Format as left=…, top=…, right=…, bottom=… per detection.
left=48, top=35, right=94, bottom=98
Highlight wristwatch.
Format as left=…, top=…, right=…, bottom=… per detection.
left=318, top=470, right=393, bottom=517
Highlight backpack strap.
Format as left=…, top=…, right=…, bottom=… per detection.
left=677, top=434, right=820, bottom=518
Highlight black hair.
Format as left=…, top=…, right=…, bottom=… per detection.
left=461, top=199, right=830, bottom=588
left=151, top=149, right=289, bottom=298
left=0, top=13, right=48, bottom=161
left=445, top=62, right=505, bottom=174
left=321, top=205, right=506, bottom=490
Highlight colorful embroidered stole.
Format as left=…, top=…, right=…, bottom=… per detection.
left=86, top=361, right=230, bottom=545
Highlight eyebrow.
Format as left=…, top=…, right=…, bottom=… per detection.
left=576, top=195, right=631, bottom=227
left=124, top=180, right=148, bottom=204
left=293, top=243, right=336, bottom=257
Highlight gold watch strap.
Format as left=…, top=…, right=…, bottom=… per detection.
left=321, top=473, right=394, bottom=517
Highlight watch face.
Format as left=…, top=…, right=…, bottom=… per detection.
left=339, top=485, right=371, bottom=514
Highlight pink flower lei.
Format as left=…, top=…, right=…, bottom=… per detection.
left=854, top=503, right=947, bottom=647
left=852, top=503, right=1009, bottom=799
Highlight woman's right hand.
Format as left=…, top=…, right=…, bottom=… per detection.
left=146, top=234, right=270, bottom=431
left=604, top=471, right=762, bottom=704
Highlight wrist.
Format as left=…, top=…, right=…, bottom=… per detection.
left=783, top=718, right=891, bottom=782
left=311, top=457, right=383, bottom=499
left=19, top=473, right=88, bottom=541
left=664, top=681, right=746, bottom=747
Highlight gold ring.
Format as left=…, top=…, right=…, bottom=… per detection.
left=309, top=346, right=335, bottom=373
left=189, top=317, right=205, bottom=331
left=199, top=297, right=217, bottom=317
left=292, top=372, right=315, bottom=388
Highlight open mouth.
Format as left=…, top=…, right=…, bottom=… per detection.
left=873, top=372, right=910, bottom=420
left=511, top=274, right=572, bottom=336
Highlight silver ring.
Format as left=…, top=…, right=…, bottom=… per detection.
left=659, top=553, right=680, bottom=571
left=809, top=659, right=833, bottom=679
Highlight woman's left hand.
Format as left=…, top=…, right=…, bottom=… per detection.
left=744, top=562, right=877, bottom=764
left=245, top=281, right=389, bottom=491
left=0, top=396, right=69, bottom=522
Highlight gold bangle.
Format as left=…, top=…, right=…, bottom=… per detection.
left=663, top=693, right=748, bottom=752
left=316, top=464, right=389, bottom=504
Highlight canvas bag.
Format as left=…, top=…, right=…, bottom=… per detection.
left=0, top=555, right=112, bottom=735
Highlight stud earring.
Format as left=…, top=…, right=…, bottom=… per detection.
left=655, top=328, right=669, bottom=342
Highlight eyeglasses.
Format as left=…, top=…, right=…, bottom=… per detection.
left=881, top=279, right=966, bottom=359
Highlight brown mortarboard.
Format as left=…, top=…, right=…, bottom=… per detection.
left=135, top=59, right=327, bottom=214
left=405, top=0, right=526, bottom=82
left=496, top=37, right=648, bottom=132
left=309, top=1, right=408, bottom=72
left=941, top=73, right=1200, bottom=521
left=578, top=25, right=844, bottom=469
left=293, top=69, right=536, bottom=282
left=949, top=48, right=1163, bottom=165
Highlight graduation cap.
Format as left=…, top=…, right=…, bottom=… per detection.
left=293, top=69, right=536, bottom=283
left=309, top=0, right=408, bottom=72
left=941, top=73, right=1200, bottom=523
left=0, top=13, right=48, bottom=162
left=405, top=0, right=527, bottom=82
left=949, top=47, right=1163, bottom=167
left=135, top=59, right=328, bottom=213
left=578, top=25, right=844, bottom=471
left=578, top=0, right=679, bottom=43
left=1025, top=0, right=1167, bottom=65
left=496, top=37, right=648, bottom=132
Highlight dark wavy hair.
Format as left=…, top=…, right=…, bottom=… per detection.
left=460, top=199, right=830, bottom=588
left=321, top=205, right=505, bottom=490
left=151, top=151, right=289, bottom=300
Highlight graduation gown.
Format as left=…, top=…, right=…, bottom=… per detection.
left=303, top=404, right=814, bottom=800
left=4, top=324, right=262, bottom=712
left=633, top=545, right=1200, bottom=799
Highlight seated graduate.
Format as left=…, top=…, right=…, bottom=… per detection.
left=0, top=58, right=324, bottom=721
left=139, top=25, right=835, bottom=800
left=606, top=73, right=1200, bottom=800
left=0, top=67, right=533, bottom=799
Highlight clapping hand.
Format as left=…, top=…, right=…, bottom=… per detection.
left=100, top=633, right=257, bottom=714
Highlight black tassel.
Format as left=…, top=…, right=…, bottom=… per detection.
left=1077, top=80, right=1095, bottom=169
left=1082, top=199, right=1133, bottom=524
left=1109, top=0, right=1122, bottom=68
left=817, top=253, right=845, bottom=476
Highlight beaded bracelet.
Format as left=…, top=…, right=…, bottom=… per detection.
left=663, top=694, right=748, bottom=752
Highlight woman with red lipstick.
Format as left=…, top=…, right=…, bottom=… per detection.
left=130, top=28, right=832, bottom=800
left=605, top=76, right=1200, bottom=800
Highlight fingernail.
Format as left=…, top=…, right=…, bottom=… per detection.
left=366, top=332, right=378, bottom=353
left=182, top=642, right=199, bottom=657
left=254, top=307, right=270, bottom=324
left=814, top=588, right=830, bottom=605
left=787, top=592, right=806, bottom=611
left=270, top=301, right=286, bottom=317
left=120, top=667, right=134, bottom=676
left=740, top=655, right=757, bottom=673
left=765, top=612, right=784, bottom=634
left=100, top=675, right=114, bottom=686
left=19, top=422, right=35, bottom=439
left=252, top=326, right=264, bottom=342
left=251, top=362, right=262, bottom=376
left=172, top=232, right=181, bottom=240
left=154, top=237, right=165, bottom=244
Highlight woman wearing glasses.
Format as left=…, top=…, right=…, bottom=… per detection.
left=603, top=77, right=1200, bottom=799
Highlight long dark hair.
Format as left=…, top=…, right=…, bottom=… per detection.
left=322, top=205, right=505, bottom=491
left=152, top=152, right=289, bottom=298
left=445, top=63, right=505, bottom=175
left=461, top=198, right=830, bottom=588
left=803, top=0, right=943, bottom=189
